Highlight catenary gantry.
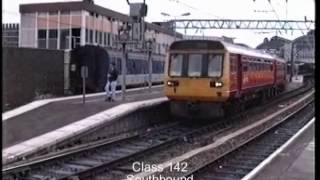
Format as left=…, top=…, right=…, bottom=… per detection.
left=168, top=19, right=314, bottom=30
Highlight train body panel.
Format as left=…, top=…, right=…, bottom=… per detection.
left=164, top=49, right=230, bottom=102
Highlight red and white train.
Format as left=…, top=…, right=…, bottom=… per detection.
left=164, top=40, right=287, bottom=118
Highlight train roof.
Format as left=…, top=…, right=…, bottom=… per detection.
left=170, top=40, right=286, bottom=63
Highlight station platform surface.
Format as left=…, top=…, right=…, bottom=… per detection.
left=2, top=86, right=164, bottom=148
left=254, top=122, right=314, bottom=180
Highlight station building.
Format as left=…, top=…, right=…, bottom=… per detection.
left=2, top=23, right=19, bottom=47
left=256, top=31, right=314, bottom=64
left=292, top=30, right=315, bottom=64
left=18, top=0, right=181, bottom=55
left=256, top=36, right=292, bottom=60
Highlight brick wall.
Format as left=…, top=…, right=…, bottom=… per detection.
left=2, top=47, right=65, bottom=111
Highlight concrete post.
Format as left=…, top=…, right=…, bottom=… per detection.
left=63, top=50, right=71, bottom=94
left=122, top=43, right=127, bottom=100
left=148, top=49, right=152, bottom=93
left=290, top=42, right=294, bottom=82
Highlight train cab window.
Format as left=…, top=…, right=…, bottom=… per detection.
left=188, top=54, right=203, bottom=77
left=259, top=64, right=262, bottom=71
left=243, top=65, right=248, bottom=72
left=169, top=54, right=183, bottom=76
left=208, top=54, right=223, bottom=77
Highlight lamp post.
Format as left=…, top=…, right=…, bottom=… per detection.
left=161, top=12, right=191, bottom=41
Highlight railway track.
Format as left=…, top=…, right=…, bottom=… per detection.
left=4, top=112, right=244, bottom=180
left=100, top=86, right=313, bottom=180
left=191, top=102, right=314, bottom=180
left=3, top=82, right=313, bottom=180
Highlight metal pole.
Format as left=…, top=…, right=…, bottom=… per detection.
left=81, top=66, right=87, bottom=104
left=148, top=48, right=152, bottom=93
left=290, top=42, right=294, bottom=82
left=174, top=18, right=176, bottom=41
left=122, top=43, right=126, bottom=100
left=141, top=17, right=145, bottom=48
left=82, top=76, right=86, bottom=104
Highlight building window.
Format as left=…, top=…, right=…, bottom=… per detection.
left=89, top=30, right=93, bottom=43
left=107, top=33, right=111, bottom=46
left=48, top=29, right=58, bottom=49
left=95, top=30, right=98, bottom=43
left=60, top=29, right=70, bottom=49
left=104, top=32, right=107, bottom=46
left=60, top=11, right=69, bottom=15
left=71, top=28, right=81, bottom=49
left=38, top=29, right=47, bottom=49
left=49, top=12, right=58, bottom=16
left=85, top=29, right=89, bottom=43
left=99, top=31, right=102, bottom=45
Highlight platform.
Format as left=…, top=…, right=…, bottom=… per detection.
left=2, top=82, right=306, bottom=165
left=2, top=86, right=164, bottom=148
left=253, top=120, right=314, bottom=180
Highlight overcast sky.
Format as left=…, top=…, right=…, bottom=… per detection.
left=2, top=0, right=315, bottom=47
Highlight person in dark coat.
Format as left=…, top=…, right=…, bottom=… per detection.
left=105, top=62, right=118, bottom=101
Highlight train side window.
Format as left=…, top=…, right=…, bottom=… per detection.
left=133, top=61, right=136, bottom=73
left=243, top=64, right=248, bottom=72
left=169, top=54, right=183, bottom=76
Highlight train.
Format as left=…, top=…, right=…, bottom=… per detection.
left=68, top=45, right=165, bottom=94
left=164, top=40, right=287, bottom=119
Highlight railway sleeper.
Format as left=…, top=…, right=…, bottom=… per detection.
left=201, top=174, right=234, bottom=180
left=213, top=169, right=247, bottom=177
left=235, top=154, right=267, bottom=161
left=216, top=164, right=254, bottom=171
left=62, top=163, right=89, bottom=171
left=224, top=160, right=257, bottom=168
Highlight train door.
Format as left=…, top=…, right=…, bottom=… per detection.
left=237, top=54, right=242, bottom=92
left=274, top=61, right=277, bottom=85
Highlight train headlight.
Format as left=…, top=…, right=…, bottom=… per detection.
left=167, top=81, right=174, bottom=86
left=167, top=80, right=179, bottom=87
left=215, top=82, right=223, bottom=87
left=210, top=81, right=223, bottom=88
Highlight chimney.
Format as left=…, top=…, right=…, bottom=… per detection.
left=83, top=0, right=94, bottom=4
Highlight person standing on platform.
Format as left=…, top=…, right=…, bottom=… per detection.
left=105, top=62, right=118, bottom=101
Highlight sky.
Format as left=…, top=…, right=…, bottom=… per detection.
left=2, top=0, right=315, bottom=47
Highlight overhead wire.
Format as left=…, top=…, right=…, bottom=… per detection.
left=267, top=0, right=283, bottom=35
left=168, top=0, right=223, bottom=18
left=167, top=0, right=225, bottom=37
